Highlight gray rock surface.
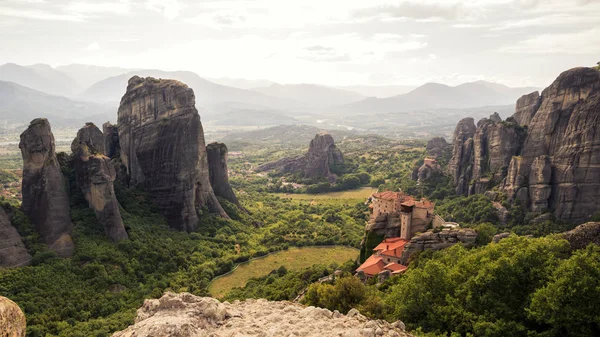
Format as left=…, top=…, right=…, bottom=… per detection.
left=561, top=222, right=600, bottom=250
left=102, top=122, right=120, bottom=158
left=502, top=67, right=600, bottom=222
left=257, top=133, right=344, bottom=179
left=513, top=91, right=540, bottom=126
left=19, top=118, right=74, bottom=257
left=447, top=117, right=476, bottom=195
left=400, top=228, right=478, bottom=264
left=117, top=76, right=228, bottom=231
left=206, top=142, right=243, bottom=209
left=0, top=207, right=31, bottom=268
left=426, top=137, right=450, bottom=157
left=72, top=123, right=128, bottom=241
left=112, top=292, right=413, bottom=337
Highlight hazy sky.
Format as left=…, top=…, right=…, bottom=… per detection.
left=1, top=0, right=599, bottom=87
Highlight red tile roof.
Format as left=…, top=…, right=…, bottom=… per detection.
left=383, top=263, right=408, bottom=274
left=374, top=238, right=409, bottom=257
left=372, top=191, right=403, bottom=201
left=356, top=255, right=386, bottom=277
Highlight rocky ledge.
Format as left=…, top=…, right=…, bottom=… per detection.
left=112, top=292, right=412, bottom=337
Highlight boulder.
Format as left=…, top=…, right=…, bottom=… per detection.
left=206, top=142, right=243, bottom=210
left=19, top=118, right=74, bottom=257
left=112, top=292, right=413, bottom=337
left=72, top=123, right=128, bottom=241
left=117, top=76, right=228, bottom=231
left=0, top=207, right=31, bottom=268
left=256, top=133, right=344, bottom=180
left=0, top=296, right=26, bottom=337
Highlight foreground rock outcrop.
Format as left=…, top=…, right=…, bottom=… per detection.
left=19, top=118, right=74, bottom=257
left=257, top=133, right=344, bottom=180
left=0, top=296, right=26, bottom=337
left=206, top=142, right=243, bottom=209
left=72, top=123, right=128, bottom=241
left=112, top=292, right=412, bottom=337
left=0, top=207, right=31, bottom=268
left=118, top=76, right=228, bottom=231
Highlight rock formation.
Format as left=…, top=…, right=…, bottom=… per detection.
left=118, top=76, right=228, bottom=231
left=71, top=123, right=128, bottom=241
left=513, top=91, right=541, bottom=126
left=112, top=292, right=413, bottom=337
left=206, top=142, right=243, bottom=209
left=19, top=118, right=74, bottom=257
left=399, top=228, right=477, bottom=265
left=561, top=222, right=600, bottom=250
left=0, top=296, right=26, bottom=337
left=501, top=67, right=600, bottom=222
left=426, top=137, right=450, bottom=158
left=102, top=122, right=120, bottom=158
left=416, top=158, right=442, bottom=183
left=447, top=114, right=526, bottom=196
left=256, top=133, right=344, bottom=180
left=0, top=207, right=31, bottom=268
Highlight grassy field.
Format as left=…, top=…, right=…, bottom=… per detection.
left=209, top=246, right=359, bottom=298
left=273, top=187, right=376, bottom=205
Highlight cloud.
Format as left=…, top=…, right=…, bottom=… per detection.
left=85, top=41, right=101, bottom=51
left=499, top=28, right=600, bottom=54
left=146, top=0, right=183, bottom=20
left=65, top=1, right=132, bottom=15
left=0, top=6, right=84, bottom=21
left=493, top=13, right=600, bottom=30
left=352, top=2, right=472, bottom=21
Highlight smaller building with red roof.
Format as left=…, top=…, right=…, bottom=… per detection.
left=356, top=237, right=409, bottom=278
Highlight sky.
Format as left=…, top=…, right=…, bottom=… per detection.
left=1, top=0, right=599, bottom=87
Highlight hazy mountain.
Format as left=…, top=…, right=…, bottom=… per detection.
left=0, top=63, right=80, bottom=97
left=335, top=85, right=416, bottom=98
left=336, top=81, right=539, bottom=114
left=78, top=70, right=296, bottom=110
left=221, top=124, right=354, bottom=147
left=0, top=80, right=114, bottom=130
left=208, top=77, right=275, bottom=90
left=251, top=83, right=365, bottom=108
left=55, top=64, right=133, bottom=90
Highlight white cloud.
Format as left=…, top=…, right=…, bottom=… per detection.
left=65, top=1, right=132, bottom=15
left=146, top=0, right=183, bottom=20
left=85, top=42, right=101, bottom=51
left=499, top=28, right=600, bottom=54
left=0, top=6, right=84, bottom=21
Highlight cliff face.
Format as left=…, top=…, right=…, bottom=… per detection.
left=425, top=137, right=450, bottom=158
left=399, top=228, right=477, bottom=265
left=19, top=118, right=74, bottom=257
left=0, top=207, right=31, bottom=268
left=502, top=67, right=600, bottom=222
left=513, top=91, right=541, bottom=126
left=206, top=142, right=243, bottom=209
left=112, top=292, right=412, bottom=337
left=102, top=122, right=120, bottom=159
left=72, top=123, right=128, bottom=241
left=447, top=113, right=526, bottom=196
left=118, top=76, right=228, bottom=231
left=256, top=133, right=344, bottom=179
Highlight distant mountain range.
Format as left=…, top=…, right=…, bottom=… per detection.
left=0, top=80, right=114, bottom=130
left=0, top=62, right=540, bottom=137
left=335, top=81, right=538, bottom=114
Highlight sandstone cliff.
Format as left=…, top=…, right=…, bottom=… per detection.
left=425, top=137, right=450, bottom=158
left=501, top=67, right=600, bottom=222
left=448, top=114, right=526, bottom=195
left=112, top=292, right=412, bottom=337
left=19, top=118, right=74, bottom=257
left=72, top=123, right=128, bottom=241
left=0, top=296, right=26, bottom=337
left=102, top=122, right=120, bottom=159
left=206, top=142, right=243, bottom=209
left=118, top=76, right=228, bottom=231
left=0, top=207, right=31, bottom=268
left=256, top=133, right=344, bottom=180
